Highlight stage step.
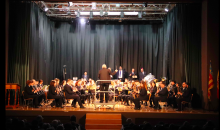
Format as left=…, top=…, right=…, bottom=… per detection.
left=85, top=113, right=122, bottom=130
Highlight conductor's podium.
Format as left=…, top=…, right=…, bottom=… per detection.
left=85, top=113, right=122, bottom=130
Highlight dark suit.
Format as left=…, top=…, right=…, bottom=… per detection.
left=176, top=87, right=191, bottom=110
left=47, top=85, right=63, bottom=107
left=98, top=68, right=116, bottom=102
left=130, top=88, right=149, bottom=107
left=24, top=85, right=39, bottom=107
left=167, top=85, right=178, bottom=107
left=116, top=69, right=125, bottom=82
left=64, top=84, right=83, bottom=106
left=154, top=87, right=168, bottom=108
left=149, top=86, right=157, bottom=106
left=139, top=71, right=146, bottom=81
left=129, top=72, right=137, bottom=81
left=82, top=75, right=89, bottom=81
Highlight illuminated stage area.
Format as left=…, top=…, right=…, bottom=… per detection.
left=6, top=103, right=219, bottom=128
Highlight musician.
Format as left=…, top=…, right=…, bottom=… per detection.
left=153, top=81, right=168, bottom=110
left=176, top=82, right=191, bottom=111
left=76, top=80, right=87, bottom=104
left=47, top=80, right=64, bottom=108
left=24, top=80, right=40, bottom=108
left=64, top=79, right=85, bottom=108
left=167, top=80, right=178, bottom=107
left=108, top=68, right=113, bottom=79
left=37, top=79, right=44, bottom=95
left=32, top=79, right=46, bottom=105
left=82, top=71, right=89, bottom=82
left=116, top=66, right=125, bottom=82
left=129, top=68, right=137, bottom=81
left=98, top=64, right=117, bottom=103
left=138, top=68, right=146, bottom=81
left=149, top=81, right=157, bottom=107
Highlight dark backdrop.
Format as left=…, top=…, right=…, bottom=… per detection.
left=8, top=2, right=201, bottom=98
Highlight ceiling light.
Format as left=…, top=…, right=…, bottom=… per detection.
left=90, top=11, right=93, bottom=18
left=104, top=12, right=108, bottom=16
left=138, top=11, right=142, bottom=18
left=44, top=7, right=48, bottom=11
left=92, top=2, right=96, bottom=9
left=76, top=11, right=80, bottom=17
left=165, top=8, right=169, bottom=12
left=100, top=10, right=103, bottom=16
left=68, top=2, right=73, bottom=7
left=120, top=11, right=124, bottom=18
left=116, top=4, right=120, bottom=7
left=80, top=18, right=85, bottom=24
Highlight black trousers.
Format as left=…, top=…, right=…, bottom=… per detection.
left=149, top=95, right=155, bottom=106
left=24, top=95, right=39, bottom=107
left=176, top=97, right=190, bottom=110
left=48, top=95, right=63, bottom=107
left=154, top=96, right=167, bottom=108
left=100, top=83, right=109, bottom=102
left=167, top=95, right=177, bottom=107
left=67, top=95, right=83, bottom=106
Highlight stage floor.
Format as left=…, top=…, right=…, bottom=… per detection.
left=6, top=102, right=219, bottom=127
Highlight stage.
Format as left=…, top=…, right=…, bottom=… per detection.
left=5, top=102, right=219, bottom=128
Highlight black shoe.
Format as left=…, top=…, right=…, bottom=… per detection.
left=134, top=107, right=140, bottom=110
left=80, top=105, right=85, bottom=108
left=71, top=104, right=77, bottom=108
left=149, top=105, right=153, bottom=107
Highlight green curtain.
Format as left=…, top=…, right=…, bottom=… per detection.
left=8, top=2, right=201, bottom=106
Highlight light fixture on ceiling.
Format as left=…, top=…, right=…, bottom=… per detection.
left=104, top=11, right=108, bottom=16
left=116, top=4, right=120, bottom=7
left=100, top=10, right=104, bottom=16
left=76, top=11, right=80, bottom=17
left=44, top=7, right=48, bottom=11
left=68, top=2, right=73, bottom=7
left=80, top=18, right=86, bottom=24
left=92, top=2, right=96, bottom=9
left=90, top=11, right=93, bottom=18
left=67, top=10, right=71, bottom=15
left=165, top=7, right=169, bottom=12
left=138, top=11, right=142, bottom=18
left=120, top=11, right=124, bottom=18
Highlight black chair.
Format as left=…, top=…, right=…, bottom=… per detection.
left=181, top=94, right=193, bottom=111
left=22, top=91, right=33, bottom=108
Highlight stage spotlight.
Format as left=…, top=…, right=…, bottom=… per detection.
left=92, top=2, right=96, bottom=9
left=104, top=12, right=108, bottom=16
left=120, top=11, right=124, bottom=18
left=116, top=4, right=120, bottom=7
left=76, top=11, right=80, bottom=17
left=68, top=2, right=73, bottom=7
left=44, top=7, right=48, bottom=11
left=67, top=11, right=71, bottom=15
left=138, top=11, right=142, bottom=18
left=80, top=18, right=86, bottom=24
left=165, top=7, right=169, bottom=12
left=90, top=11, right=93, bottom=18
left=100, top=10, right=104, bottom=16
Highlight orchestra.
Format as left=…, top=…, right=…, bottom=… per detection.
left=23, top=65, right=192, bottom=111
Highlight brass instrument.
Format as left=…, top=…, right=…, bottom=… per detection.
left=175, top=86, right=182, bottom=98
left=155, top=85, right=159, bottom=97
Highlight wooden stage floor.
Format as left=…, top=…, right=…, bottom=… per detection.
left=6, top=102, right=219, bottom=127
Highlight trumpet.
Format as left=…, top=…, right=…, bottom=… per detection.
left=175, top=86, right=182, bottom=98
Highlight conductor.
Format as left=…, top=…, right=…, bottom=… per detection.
left=98, top=64, right=118, bottom=103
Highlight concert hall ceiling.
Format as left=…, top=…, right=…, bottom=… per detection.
left=34, top=1, right=175, bottom=22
